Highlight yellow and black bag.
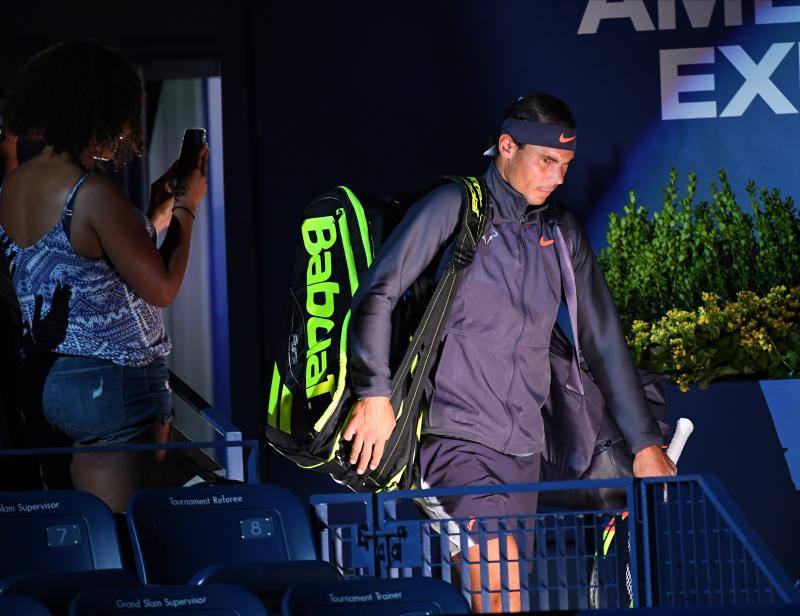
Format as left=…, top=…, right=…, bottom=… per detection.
left=266, top=177, right=487, bottom=492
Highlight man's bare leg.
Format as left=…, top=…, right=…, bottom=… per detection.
left=453, top=536, right=521, bottom=613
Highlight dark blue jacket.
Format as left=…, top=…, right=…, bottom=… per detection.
left=350, top=164, right=662, bottom=455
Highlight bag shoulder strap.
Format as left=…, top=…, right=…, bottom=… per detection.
left=437, top=175, right=488, bottom=268
left=548, top=214, right=585, bottom=396
left=388, top=175, right=487, bottom=403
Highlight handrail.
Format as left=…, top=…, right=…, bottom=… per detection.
left=168, top=370, right=245, bottom=480
left=0, top=440, right=261, bottom=484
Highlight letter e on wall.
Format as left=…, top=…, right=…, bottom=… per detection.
left=660, top=47, right=717, bottom=120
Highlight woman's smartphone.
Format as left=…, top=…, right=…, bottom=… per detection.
left=178, top=128, right=206, bottom=168
left=173, top=128, right=206, bottom=197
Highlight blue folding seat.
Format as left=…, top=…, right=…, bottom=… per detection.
left=0, top=592, right=51, bottom=615
left=127, top=484, right=316, bottom=584
left=69, top=583, right=267, bottom=615
left=282, top=577, right=470, bottom=615
left=190, top=560, right=340, bottom=613
left=0, top=569, right=139, bottom=614
left=0, top=490, right=122, bottom=578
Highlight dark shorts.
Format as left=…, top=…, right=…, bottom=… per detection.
left=43, top=355, right=173, bottom=444
left=418, top=435, right=541, bottom=555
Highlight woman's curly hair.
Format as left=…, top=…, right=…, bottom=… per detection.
left=3, top=39, right=144, bottom=167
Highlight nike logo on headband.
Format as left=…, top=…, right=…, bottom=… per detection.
left=489, top=118, right=578, bottom=155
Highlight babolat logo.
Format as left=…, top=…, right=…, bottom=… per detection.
left=302, top=215, right=339, bottom=399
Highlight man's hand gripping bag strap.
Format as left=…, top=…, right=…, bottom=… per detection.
left=342, top=176, right=488, bottom=492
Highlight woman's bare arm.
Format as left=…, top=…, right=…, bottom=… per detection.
left=79, top=147, right=208, bottom=307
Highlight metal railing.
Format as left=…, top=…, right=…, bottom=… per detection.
left=168, top=370, right=246, bottom=481
left=310, top=475, right=798, bottom=611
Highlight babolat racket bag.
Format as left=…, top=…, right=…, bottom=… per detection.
left=266, top=177, right=487, bottom=492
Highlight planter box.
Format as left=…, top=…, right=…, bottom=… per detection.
left=664, top=378, right=800, bottom=585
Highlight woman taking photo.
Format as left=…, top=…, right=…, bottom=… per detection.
left=0, top=40, right=208, bottom=511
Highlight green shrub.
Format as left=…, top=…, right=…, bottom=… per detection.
left=600, top=169, right=800, bottom=328
left=599, top=170, right=800, bottom=388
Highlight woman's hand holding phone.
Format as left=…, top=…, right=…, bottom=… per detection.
left=175, top=144, right=209, bottom=213
left=148, top=166, right=177, bottom=234
left=147, top=133, right=209, bottom=233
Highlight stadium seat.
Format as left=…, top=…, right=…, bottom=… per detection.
left=0, top=592, right=51, bottom=615
left=190, top=560, right=340, bottom=613
left=0, top=490, right=122, bottom=578
left=281, top=577, right=470, bottom=615
left=127, top=484, right=316, bottom=584
left=69, top=583, right=267, bottom=615
left=0, top=569, right=139, bottom=614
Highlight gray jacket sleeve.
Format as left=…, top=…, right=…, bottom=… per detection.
left=349, top=183, right=462, bottom=399
left=564, top=209, right=663, bottom=454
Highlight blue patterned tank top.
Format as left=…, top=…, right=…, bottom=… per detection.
left=0, top=172, right=171, bottom=366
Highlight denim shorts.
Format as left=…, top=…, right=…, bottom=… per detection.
left=42, top=355, right=173, bottom=444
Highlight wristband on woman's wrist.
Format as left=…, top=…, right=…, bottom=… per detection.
left=173, top=205, right=196, bottom=220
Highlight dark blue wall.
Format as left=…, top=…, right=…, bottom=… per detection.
left=4, top=0, right=798, bottom=580
left=245, top=1, right=800, bottom=433
left=249, top=1, right=800, bottom=253
left=6, top=0, right=796, bottom=449
left=665, top=381, right=800, bottom=583
left=242, top=2, right=800, bottom=580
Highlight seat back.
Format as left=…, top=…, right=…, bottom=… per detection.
left=0, top=593, right=51, bottom=616
left=127, top=484, right=316, bottom=584
left=282, top=577, right=470, bottom=615
left=69, top=583, right=267, bottom=615
left=0, top=569, right=139, bottom=614
left=190, top=560, right=340, bottom=613
left=0, top=490, right=122, bottom=577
